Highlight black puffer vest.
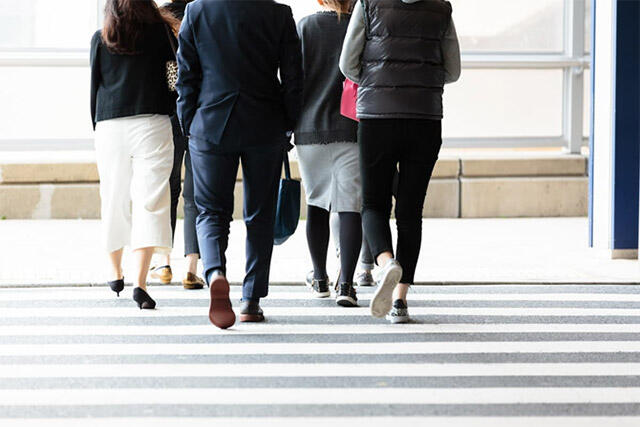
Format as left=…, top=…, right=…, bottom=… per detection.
left=358, top=0, right=452, bottom=120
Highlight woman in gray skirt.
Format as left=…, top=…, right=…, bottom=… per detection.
left=295, top=0, right=362, bottom=307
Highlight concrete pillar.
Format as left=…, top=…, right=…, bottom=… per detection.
left=590, top=0, right=640, bottom=259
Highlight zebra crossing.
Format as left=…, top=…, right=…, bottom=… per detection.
left=0, top=284, right=639, bottom=425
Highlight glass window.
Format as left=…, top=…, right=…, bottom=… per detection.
left=0, top=0, right=98, bottom=50
left=283, top=0, right=566, bottom=54
left=447, top=0, right=565, bottom=53
left=0, top=67, right=93, bottom=140
left=442, top=69, right=564, bottom=138
left=585, top=0, right=592, bottom=54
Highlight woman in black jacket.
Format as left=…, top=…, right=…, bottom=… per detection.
left=149, top=0, right=206, bottom=291
left=90, top=0, right=179, bottom=309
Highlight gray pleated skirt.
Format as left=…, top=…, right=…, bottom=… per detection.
left=296, top=142, right=362, bottom=213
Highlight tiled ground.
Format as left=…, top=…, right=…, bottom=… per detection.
left=0, top=218, right=637, bottom=287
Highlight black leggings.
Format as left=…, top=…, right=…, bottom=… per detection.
left=307, top=205, right=362, bottom=285
left=359, top=119, right=442, bottom=284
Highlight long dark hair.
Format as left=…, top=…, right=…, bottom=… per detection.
left=102, top=0, right=179, bottom=55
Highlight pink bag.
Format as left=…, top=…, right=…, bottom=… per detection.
left=340, top=79, right=359, bottom=122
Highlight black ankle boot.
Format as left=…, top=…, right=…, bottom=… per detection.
left=132, top=287, right=156, bottom=310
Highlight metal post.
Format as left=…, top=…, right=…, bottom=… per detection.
left=563, top=0, right=586, bottom=154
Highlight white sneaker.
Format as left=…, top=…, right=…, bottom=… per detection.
left=369, top=259, right=403, bottom=318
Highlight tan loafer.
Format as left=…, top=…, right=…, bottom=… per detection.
left=150, top=265, right=173, bottom=285
left=182, top=272, right=205, bottom=290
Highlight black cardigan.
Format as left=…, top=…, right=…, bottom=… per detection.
left=90, top=23, right=176, bottom=129
left=294, top=12, right=358, bottom=145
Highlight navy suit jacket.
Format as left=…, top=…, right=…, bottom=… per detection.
left=177, top=0, right=303, bottom=152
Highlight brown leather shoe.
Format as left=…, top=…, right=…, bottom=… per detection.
left=182, top=272, right=205, bottom=290
left=150, top=265, right=172, bottom=285
left=209, top=272, right=235, bottom=329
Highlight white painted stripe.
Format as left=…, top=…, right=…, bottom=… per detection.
left=2, top=307, right=640, bottom=318
left=1, top=290, right=640, bottom=302
left=5, top=418, right=640, bottom=427
left=0, top=363, right=638, bottom=378
left=2, top=342, right=640, bottom=356
left=1, top=387, right=640, bottom=405
left=0, top=323, right=638, bottom=336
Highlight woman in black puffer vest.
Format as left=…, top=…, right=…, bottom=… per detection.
left=340, top=0, right=461, bottom=323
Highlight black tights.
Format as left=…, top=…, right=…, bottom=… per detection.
left=306, top=205, right=362, bottom=284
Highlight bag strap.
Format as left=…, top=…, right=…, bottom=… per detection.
left=164, top=24, right=178, bottom=58
left=283, top=150, right=292, bottom=180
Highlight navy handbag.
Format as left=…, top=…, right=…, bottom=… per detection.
left=274, top=150, right=301, bottom=246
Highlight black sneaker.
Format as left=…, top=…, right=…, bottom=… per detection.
left=310, top=278, right=331, bottom=298
left=386, top=299, right=410, bottom=324
left=336, top=283, right=358, bottom=307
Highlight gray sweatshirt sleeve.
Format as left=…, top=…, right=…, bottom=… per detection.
left=339, top=2, right=366, bottom=84
left=442, top=18, right=461, bottom=84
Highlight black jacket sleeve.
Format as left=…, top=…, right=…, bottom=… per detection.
left=90, top=31, right=101, bottom=130
left=278, top=6, right=304, bottom=132
left=176, top=3, right=202, bottom=137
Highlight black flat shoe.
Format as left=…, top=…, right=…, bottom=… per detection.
left=133, top=287, right=156, bottom=310
left=240, top=299, right=264, bottom=323
left=108, top=278, right=125, bottom=297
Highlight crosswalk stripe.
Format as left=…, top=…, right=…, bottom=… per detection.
left=1, top=332, right=639, bottom=345
left=3, top=306, right=640, bottom=317
left=1, top=363, right=638, bottom=378
left=3, top=417, right=640, bottom=427
left=4, top=299, right=640, bottom=310
left=3, top=341, right=640, bottom=355
left=2, top=387, right=640, bottom=405
left=2, top=352, right=639, bottom=365
left=1, top=284, right=638, bottom=296
left=2, top=315, right=639, bottom=327
left=1, top=403, right=639, bottom=417
left=0, top=323, right=638, bottom=336
left=3, top=375, right=639, bottom=389
left=1, top=290, right=640, bottom=302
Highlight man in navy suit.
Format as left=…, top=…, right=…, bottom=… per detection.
left=176, top=0, right=303, bottom=329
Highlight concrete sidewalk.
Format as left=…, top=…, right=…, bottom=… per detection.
left=0, top=218, right=637, bottom=287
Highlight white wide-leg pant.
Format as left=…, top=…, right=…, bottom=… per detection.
left=95, top=114, right=174, bottom=254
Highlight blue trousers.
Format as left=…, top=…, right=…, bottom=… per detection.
left=189, top=140, right=283, bottom=301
